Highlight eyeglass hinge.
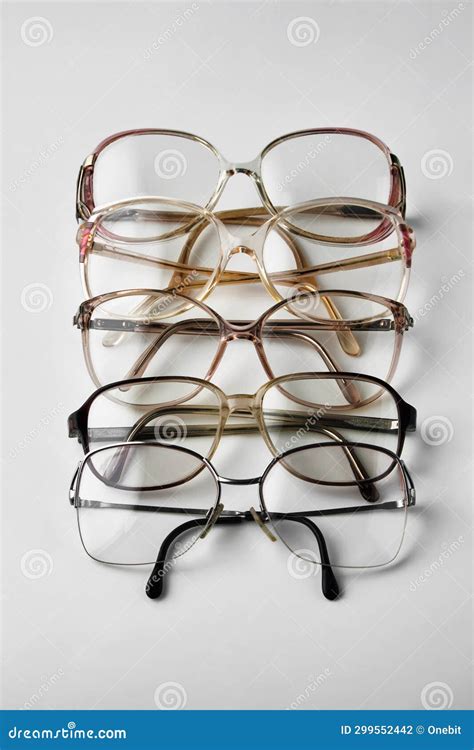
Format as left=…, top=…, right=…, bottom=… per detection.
left=83, top=153, right=95, bottom=168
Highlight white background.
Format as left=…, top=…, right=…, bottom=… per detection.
left=2, top=0, right=472, bottom=710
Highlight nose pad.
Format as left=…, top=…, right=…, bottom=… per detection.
left=249, top=507, right=277, bottom=542
left=199, top=503, right=224, bottom=539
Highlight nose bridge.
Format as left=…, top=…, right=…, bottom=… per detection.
left=223, top=323, right=258, bottom=340
left=227, top=393, right=254, bottom=414
left=228, top=243, right=256, bottom=259
left=223, top=156, right=260, bottom=177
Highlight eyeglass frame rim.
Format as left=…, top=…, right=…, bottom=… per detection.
left=76, top=195, right=414, bottom=307
left=73, top=287, right=412, bottom=392
left=68, top=371, right=417, bottom=456
left=69, top=439, right=416, bottom=571
left=75, top=127, right=407, bottom=221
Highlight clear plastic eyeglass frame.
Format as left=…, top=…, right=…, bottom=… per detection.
left=76, top=128, right=407, bottom=221
left=76, top=196, right=415, bottom=305
left=73, top=288, right=414, bottom=391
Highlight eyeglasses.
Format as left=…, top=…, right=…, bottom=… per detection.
left=76, top=197, right=415, bottom=303
left=73, top=288, right=413, bottom=392
left=69, top=441, right=416, bottom=600
left=68, top=373, right=416, bottom=463
left=76, top=128, right=406, bottom=221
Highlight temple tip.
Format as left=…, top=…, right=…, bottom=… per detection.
left=146, top=563, right=165, bottom=599
left=321, top=565, right=340, bottom=600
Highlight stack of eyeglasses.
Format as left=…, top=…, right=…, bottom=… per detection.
left=69, top=128, right=417, bottom=601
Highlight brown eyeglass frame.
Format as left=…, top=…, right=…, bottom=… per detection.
left=75, top=127, right=406, bottom=221
left=73, top=288, right=413, bottom=392
left=68, top=373, right=416, bottom=468
left=76, top=196, right=415, bottom=307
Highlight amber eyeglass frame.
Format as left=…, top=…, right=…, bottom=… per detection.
left=76, top=196, right=415, bottom=305
left=75, top=127, right=407, bottom=221
left=73, top=288, right=413, bottom=392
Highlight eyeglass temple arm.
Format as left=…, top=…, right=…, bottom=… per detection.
left=145, top=512, right=339, bottom=601
left=89, top=240, right=402, bottom=293
left=76, top=412, right=400, bottom=444
left=88, top=403, right=380, bottom=503
left=105, top=205, right=370, bottom=227
left=89, top=239, right=403, bottom=286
